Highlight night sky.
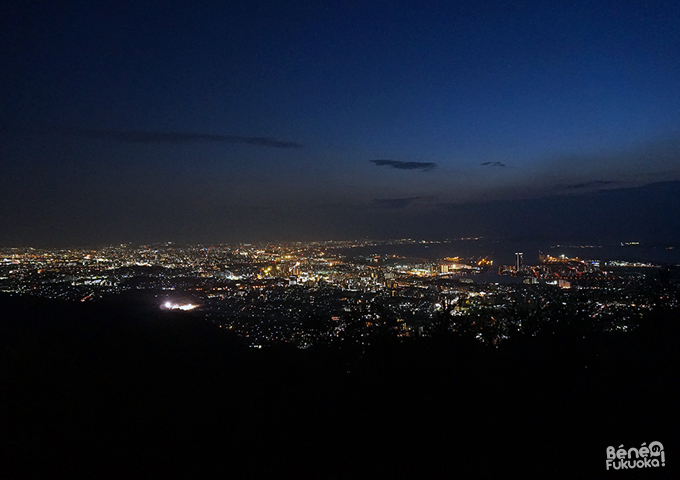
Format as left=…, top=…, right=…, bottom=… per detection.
left=2, top=1, right=680, bottom=246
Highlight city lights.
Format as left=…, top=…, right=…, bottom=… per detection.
left=1, top=237, right=676, bottom=349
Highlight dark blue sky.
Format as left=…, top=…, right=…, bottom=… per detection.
left=2, top=1, right=680, bottom=246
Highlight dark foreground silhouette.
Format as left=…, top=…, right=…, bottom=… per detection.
left=1, top=293, right=678, bottom=479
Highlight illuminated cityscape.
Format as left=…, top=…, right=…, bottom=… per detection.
left=3, top=238, right=677, bottom=350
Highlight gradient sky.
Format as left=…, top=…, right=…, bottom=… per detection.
left=2, top=1, right=680, bottom=246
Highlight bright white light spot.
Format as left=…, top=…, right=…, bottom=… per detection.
left=162, top=302, right=197, bottom=311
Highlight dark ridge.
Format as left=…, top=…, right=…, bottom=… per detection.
left=1, top=294, right=678, bottom=478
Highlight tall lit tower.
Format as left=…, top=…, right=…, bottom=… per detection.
left=515, top=252, right=523, bottom=272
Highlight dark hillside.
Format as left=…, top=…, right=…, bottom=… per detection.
left=1, top=294, right=678, bottom=479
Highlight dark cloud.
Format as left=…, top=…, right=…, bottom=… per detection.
left=20, top=127, right=303, bottom=148
left=564, top=180, right=616, bottom=190
left=372, top=196, right=433, bottom=209
left=432, top=180, right=680, bottom=243
left=370, top=159, right=437, bottom=171
left=480, top=161, right=506, bottom=167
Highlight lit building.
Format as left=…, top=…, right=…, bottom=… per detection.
left=515, top=253, right=523, bottom=272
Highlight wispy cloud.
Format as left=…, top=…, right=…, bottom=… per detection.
left=564, top=180, right=616, bottom=190
left=24, top=127, right=303, bottom=148
left=480, top=161, right=506, bottom=167
left=372, top=196, right=433, bottom=209
left=370, top=159, right=437, bottom=171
